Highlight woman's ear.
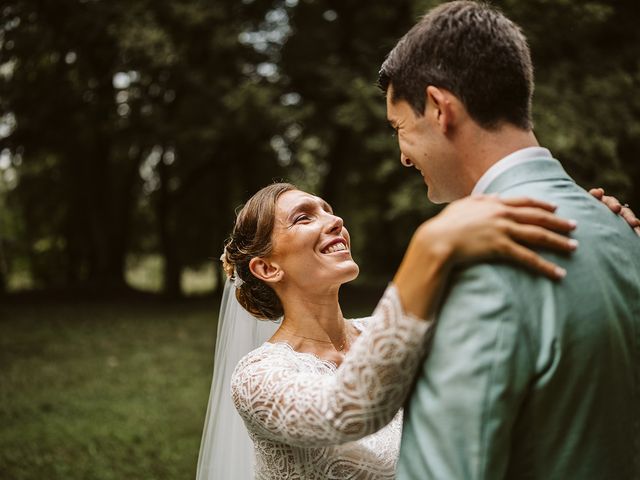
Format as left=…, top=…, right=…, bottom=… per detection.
left=249, top=257, right=283, bottom=284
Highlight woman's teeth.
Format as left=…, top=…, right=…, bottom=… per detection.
left=323, top=243, right=347, bottom=254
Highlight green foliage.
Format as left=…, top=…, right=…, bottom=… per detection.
left=0, top=0, right=286, bottom=295
left=498, top=0, right=640, bottom=206
left=0, top=0, right=637, bottom=294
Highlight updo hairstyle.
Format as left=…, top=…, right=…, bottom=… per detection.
left=221, top=183, right=297, bottom=320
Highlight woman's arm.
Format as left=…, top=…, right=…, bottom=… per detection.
left=232, top=196, right=578, bottom=447
left=232, top=285, right=429, bottom=448
left=395, top=195, right=577, bottom=318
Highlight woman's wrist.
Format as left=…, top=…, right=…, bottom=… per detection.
left=415, top=220, right=458, bottom=264
left=393, top=223, right=454, bottom=319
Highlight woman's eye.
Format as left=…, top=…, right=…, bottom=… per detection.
left=294, top=215, right=310, bottom=224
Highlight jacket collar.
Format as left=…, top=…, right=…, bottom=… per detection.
left=483, top=157, right=575, bottom=195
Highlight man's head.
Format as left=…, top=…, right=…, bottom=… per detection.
left=379, top=1, right=534, bottom=202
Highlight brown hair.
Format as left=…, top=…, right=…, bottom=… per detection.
left=378, top=1, right=534, bottom=130
left=222, top=182, right=297, bottom=320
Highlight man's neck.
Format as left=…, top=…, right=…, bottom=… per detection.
left=457, top=124, right=539, bottom=197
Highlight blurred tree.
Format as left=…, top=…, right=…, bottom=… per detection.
left=486, top=0, right=640, bottom=210
left=0, top=0, right=286, bottom=295
left=0, top=0, right=637, bottom=296
left=0, top=234, right=6, bottom=294
left=112, top=0, right=288, bottom=296
left=277, top=0, right=441, bottom=284
left=276, top=0, right=640, bottom=284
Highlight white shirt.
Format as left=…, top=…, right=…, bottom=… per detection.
left=471, top=147, right=553, bottom=195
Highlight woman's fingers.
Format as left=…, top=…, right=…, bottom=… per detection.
left=502, top=193, right=640, bottom=234
left=506, top=207, right=577, bottom=233
left=498, top=196, right=557, bottom=212
left=507, top=224, right=578, bottom=253
left=628, top=203, right=640, bottom=237
left=620, top=205, right=640, bottom=229
left=500, top=241, right=567, bottom=280
left=600, top=194, right=622, bottom=214
left=430, top=195, right=579, bottom=277
left=592, top=186, right=640, bottom=231
left=589, top=188, right=604, bottom=200
left=594, top=187, right=640, bottom=232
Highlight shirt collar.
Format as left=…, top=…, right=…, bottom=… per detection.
left=471, top=147, right=553, bottom=195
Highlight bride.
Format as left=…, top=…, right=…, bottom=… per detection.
left=197, top=183, right=635, bottom=479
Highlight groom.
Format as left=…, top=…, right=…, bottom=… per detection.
left=379, top=2, right=640, bottom=479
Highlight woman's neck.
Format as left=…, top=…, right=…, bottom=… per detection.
left=277, top=285, right=347, bottom=346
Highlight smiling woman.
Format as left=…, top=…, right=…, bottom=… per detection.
left=222, top=184, right=361, bottom=325
left=248, top=189, right=360, bottom=316
left=221, top=183, right=297, bottom=321
left=197, top=181, right=584, bottom=479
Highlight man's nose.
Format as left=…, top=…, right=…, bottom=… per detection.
left=400, top=152, right=413, bottom=167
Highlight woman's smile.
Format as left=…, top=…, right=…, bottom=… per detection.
left=320, top=237, right=349, bottom=255
left=270, top=190, right=359, bottom=288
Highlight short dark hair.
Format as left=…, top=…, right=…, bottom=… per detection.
left=379, top=1, right=533, bottom=130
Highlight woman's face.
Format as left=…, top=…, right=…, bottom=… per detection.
left=268, top=190, right=359, bottom=290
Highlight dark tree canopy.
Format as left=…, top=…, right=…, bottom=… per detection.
left=0, top=0, right=637, bottom=296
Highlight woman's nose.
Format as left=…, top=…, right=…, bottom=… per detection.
left=326, top=214, right=344, bottom=233
left=401, top=152, right=413, bottom=167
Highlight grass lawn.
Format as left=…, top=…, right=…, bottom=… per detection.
left=0, top=299, right=219, bottom=480
left=0, top=288, right=379, bottom=479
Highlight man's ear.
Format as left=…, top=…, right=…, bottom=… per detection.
left=249, top=257, right=282, bottom=284
left=425, top=85, right=454, bottom=134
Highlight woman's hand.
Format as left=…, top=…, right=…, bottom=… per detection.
left=589, top=188, right=640, bottom=236
left=394, top=195, right=576, bottom=318
left=422, top=195, right=577, bottom=278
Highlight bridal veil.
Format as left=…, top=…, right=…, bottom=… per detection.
left=196, top=280, right=278, bottom=480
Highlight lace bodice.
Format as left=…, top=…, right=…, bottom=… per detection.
left=231, top=285, right=433, bottom=479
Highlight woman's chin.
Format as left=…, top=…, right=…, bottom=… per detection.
left=339, top=262, right=360, bottom=284
left=297, top=261, right=359, bottom=290
left=318, top=262, right=360, bottom=288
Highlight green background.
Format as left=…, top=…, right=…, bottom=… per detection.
left=1, top=0, right=638, bottom=478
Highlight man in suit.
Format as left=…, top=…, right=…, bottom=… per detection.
left=378, top=1, right=640, bottom=478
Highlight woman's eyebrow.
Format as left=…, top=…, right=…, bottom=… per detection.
left=287, top=198, right=332, bottom=220
left=287, top=199, right=317, bottom=219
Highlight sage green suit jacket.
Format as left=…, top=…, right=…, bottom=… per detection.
left=397, top=158, right=640, bottom=479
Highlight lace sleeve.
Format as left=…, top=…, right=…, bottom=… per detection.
left=231, top=284, right=432, bottom=448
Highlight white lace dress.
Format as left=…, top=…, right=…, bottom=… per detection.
left=231, top=286, right=433, bottom=479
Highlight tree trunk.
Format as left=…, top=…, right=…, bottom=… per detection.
left=0, top=237, right=7, bottom=294
left=73, top=137, right=140, bottom=291
left=157, top=154, right=182, bottom=298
